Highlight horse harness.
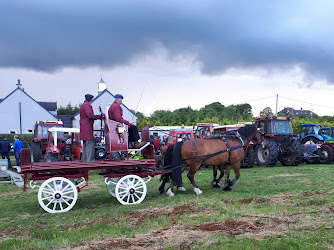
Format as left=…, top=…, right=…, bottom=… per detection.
left=219, top=131, right=246, bottom=164
left=185, top=131, right=247, bottom=165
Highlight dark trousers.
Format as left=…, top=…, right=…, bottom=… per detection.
left=128, top=125, right=140, bottom=143
left=82, top=140, right=95, bottom=162
left=14, top=152, right=20, bottom=166
left=1, top=153, right=12, bottom=168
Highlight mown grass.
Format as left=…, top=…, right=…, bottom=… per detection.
left=1, top=163, right=334, bottom=249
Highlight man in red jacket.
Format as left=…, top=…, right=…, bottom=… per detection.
left=108, top=94, right=144, bottom=148
left=80, top=94, right=103, bottom=162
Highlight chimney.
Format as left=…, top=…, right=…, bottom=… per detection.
left=16, top=79, right=22, bottom=89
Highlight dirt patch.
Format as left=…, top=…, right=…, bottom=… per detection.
left=70, top=224, right=211, bottom=250
left=222, top=197, right=269, bottom=205
left=329, top=206, right=334, bottom=213
left=268, top=174, right=308, bottom=178
left=192, top=219, right=261, bottom=235
left=127, top=202, right=214, bottom=227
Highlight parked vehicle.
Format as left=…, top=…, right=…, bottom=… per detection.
left=31, top=120, right=65, bottom=162
left=298, top=123, right=331, bottom=144
left=194, top=123, right=220, bottom=138
left=44, top=127, right=82, bottom=162
left=321, top=127, right=334, bottom=138
left=255, top=116, right=303, bottom=167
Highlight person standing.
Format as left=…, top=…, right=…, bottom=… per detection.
left=0, top=136, right=12, bottom=169
left=108, top=94, right=144, bottom=148
left=13, top=135, right=23, bottom=166
left=80, top=94, right=103, bottom=162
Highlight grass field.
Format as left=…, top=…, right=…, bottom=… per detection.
left=1, top=163, right=334, bottom=249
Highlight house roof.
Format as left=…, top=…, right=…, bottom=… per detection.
left=38, top=102, right=57, bottom=111
left=0, top=87, right=58, bottom=118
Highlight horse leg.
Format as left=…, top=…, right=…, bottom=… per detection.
left=229, top=164, right=240, bottom=187
left=222, top=166, right=232, bottom=191
left=166, top=179, right=175, bottom=197
left=211, top=165, right=224, bottom=188
left=187, top=163, right=203, bottom=195
left=177, top=167, right=186, bottom=191
left=159, top=173, right=171, bottom=194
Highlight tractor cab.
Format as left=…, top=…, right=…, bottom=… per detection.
left=299, top=123, right=330, bottom=144
left=194, top=123, right=220, bottom=138
left=166, top=129, right=194, bottom=147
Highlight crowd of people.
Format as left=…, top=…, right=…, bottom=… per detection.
left=0, top=135, right=24, bottom=168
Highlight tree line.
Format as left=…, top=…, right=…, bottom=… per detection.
left=59, top=102, right=334, bottom=133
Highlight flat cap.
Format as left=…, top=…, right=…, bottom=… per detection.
left=85, top=94, right=94, bottom=101
left=115, top=94, right=123, bottom=99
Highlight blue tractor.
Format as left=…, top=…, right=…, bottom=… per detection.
left=299, top=123, right=331, bottom=144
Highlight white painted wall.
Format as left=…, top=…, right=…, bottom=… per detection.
left=0, top=88, right=57, bottom=134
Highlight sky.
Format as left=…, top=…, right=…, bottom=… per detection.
left=1, top=0, right=334, bottom=118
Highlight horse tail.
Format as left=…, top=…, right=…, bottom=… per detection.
left=172, top=141, right=184, bottom=187
left=159, top=145, right=175, bottom=193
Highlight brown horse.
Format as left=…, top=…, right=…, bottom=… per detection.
left=166, top=124, right=262, bottom=196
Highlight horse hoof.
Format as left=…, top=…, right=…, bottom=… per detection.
left=177, top=186, right=186, bottom=191
left=228, top=180, right=234, bottom=186
left=223, top=186, right=232, bottom=191
left=213, top=184, right=220, bottom=188
left=194, top=187, right=203, bottom=195
left=166, top=188, right=175, bottom=197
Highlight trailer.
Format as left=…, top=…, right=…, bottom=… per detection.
left=19, top=119, right=163, bottom=213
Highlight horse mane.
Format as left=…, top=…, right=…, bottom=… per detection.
left=238, top=124, right=257, bottom=138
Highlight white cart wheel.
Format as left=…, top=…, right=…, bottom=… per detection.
left=106, top=178, right=120, bottom=197
left=115, top=175, right=147, bottom=205
left=38, top=177, right=78, bottom=213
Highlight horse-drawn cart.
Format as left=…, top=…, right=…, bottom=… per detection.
left=19, top=119, right=162, bottom=213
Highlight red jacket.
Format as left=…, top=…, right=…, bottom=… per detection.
left=80, top=101, right=101, bottom=140
left=108, top=101, right=130, bottom=125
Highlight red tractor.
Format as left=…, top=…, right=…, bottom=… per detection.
left=194, top=123, right=220, bottom=138
left=255, top=116, right=303, bottom=167
left=31, top=121, right=65, bottom=162
left=44, top=127, right=82, bottom=162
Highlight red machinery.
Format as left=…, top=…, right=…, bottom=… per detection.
left=20, top=119, right=159, bottom=213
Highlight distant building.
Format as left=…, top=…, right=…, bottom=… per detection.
left=278, top=107, right=315, bottom=118
left=0, top=80, right=58, bottom=134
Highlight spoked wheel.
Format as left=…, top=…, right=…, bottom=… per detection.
left=38, top=177, right=78, bottom=213
left=115, top=175, right=147, bottom=205
left=106, top=178, right=120, bottom=197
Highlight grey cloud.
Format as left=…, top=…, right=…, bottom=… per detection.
left=1, top=0, right=334, bottom=82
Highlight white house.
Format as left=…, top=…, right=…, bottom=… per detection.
left=72, top=78, right=138, bottom=132
left=0, top=83, right=58, bottom=134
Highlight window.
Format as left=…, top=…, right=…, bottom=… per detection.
left=27, top=129, right=33, bottom=134
left=9, top=130, right=17, bottom=134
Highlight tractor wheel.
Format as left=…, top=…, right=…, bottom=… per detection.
left=279, top=140, right=304, bottom=166
left=319, top=145, right=334, bottom=164
left=31, top=142, right=42, bottom=162
left=95, top=148, right=106, bottom=159
left=45, top=152, right=58, bottom=162
left=255, top=140, right=278, bottom=167
left=241, top=146, right=255, bottom=168
left=301, top=137, right=321, bottom=144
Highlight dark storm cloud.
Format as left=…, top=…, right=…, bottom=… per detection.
left=1, top=0, right=333, bottom=82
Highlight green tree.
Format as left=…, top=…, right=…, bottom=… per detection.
left=58, top=103, right=80, bottom=115
left=259, top=107, right=273, bottom=117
